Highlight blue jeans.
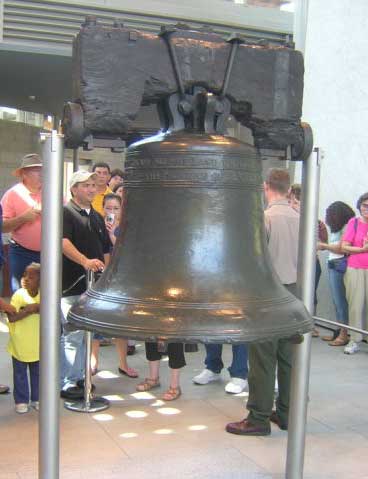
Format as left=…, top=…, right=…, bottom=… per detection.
left=204, top=344, right=248, bottom=379
left=12, top=357, right=39, bottom=404
left=328, top=267, right=349, bottom=325
left=9, top=243, right=40, bottom=293
left=60, top=327, right=86, bottom=390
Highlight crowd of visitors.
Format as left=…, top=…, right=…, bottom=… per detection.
left=0, top=154, right=366, bottom=434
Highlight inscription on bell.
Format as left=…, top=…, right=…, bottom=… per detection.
left=126, top=169, right=261, bottom=187
left=127, top=156, right=258, bottom=171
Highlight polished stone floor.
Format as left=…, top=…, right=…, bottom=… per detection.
left=0, top=324, right=367, bottom=479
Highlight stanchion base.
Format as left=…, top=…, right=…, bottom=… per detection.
left=64, top=397, right=110, bottom=413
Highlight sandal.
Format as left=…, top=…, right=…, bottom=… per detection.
left=329, top=333, right=349, bottom=347
left=329, top=337, right=348, bottom=346
left=136, top=377, right=160, bottom=392
left=162, top=386, right=181, bottom=401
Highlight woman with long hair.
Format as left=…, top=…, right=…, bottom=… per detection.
left=318, top=201, right=355, bottom=346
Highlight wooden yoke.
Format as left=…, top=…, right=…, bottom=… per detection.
left=63, top=17, right=312, bottom=160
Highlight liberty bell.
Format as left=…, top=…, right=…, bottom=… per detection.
left=64, top=21, right=313, bottom=343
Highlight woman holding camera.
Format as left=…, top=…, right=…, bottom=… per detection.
left=90, top=193, right=138, bottom=377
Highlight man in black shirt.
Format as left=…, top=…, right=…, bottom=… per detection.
left=60, top=170, right=111, bottom=399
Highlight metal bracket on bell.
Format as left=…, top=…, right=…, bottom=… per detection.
left=204, top=95, right=231, bottom=134
left=62, top=102, right=86, bottom=149
left=290, top=122, right=314, bottom=162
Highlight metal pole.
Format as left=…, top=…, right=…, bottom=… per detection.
left=314, top=315, right=368, bottom=337
left=39, top=130, right=64, bottom=479
left=64, top=270, right=109, bottom=413
left=286, top=148, right=320, bottom=479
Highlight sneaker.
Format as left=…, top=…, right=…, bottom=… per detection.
left=193, top=369, right=221, bottom=385
left=31, top=401, right=39, bottom=411
left=225, top=377, right=248, bottom=394
left=0, top=384, right=10, bottom=394
left=344, top=340, right=360, bottom=355
left=15, top=403, right=29, bottom=414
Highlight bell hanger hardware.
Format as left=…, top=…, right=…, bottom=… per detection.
left=62, top=19, right=312, bottom=161
left=63, top=19, right=313, bottom=344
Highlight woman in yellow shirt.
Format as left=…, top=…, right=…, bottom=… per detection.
left=7, top=263, right=40, bottom=414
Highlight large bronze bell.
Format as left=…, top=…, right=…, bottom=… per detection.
left=68, top=129, right=312, bottom=343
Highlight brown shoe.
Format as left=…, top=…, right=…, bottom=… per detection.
left=329, top=329, right=349, bottom=347
left=226, top=419, right=270, bottom=436
left=321, top=335, right=334, bottom=342
left=270, top=410, right=288, bottom=430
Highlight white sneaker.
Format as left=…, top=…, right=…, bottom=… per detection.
left=225, top=377, right=248, bottom=394
left=344, top=341, right=360, bottom=355
left=31, top=401, right=39, bottom=411
left=193, top=369, right=221, bottom=385
left=15, top=403, right=29, bottom=414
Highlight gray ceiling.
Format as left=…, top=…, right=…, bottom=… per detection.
left=0, top=48, right=72, bottom=116
left=0, top=1, right=292, bottom=117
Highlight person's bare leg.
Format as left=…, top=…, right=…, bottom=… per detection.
left=116, top=338, right=138, bottom=377
left=169, top=368, right=180, bottom=389
left=91, top=339, right=100, bottom=373
left=149, top=360, right=160, bottom=381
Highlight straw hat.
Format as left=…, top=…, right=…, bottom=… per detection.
left=13, top=153, right=42, bottom=177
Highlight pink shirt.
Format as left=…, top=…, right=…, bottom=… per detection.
left=342, top=217, right=368, bottom=269
left=1, top=183, right=42, bottom=251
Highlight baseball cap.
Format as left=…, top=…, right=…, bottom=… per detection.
left=69, top=171, right=97, bottom=189
left=13, top=153, right=42, bottom=177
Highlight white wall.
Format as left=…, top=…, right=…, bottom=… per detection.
left=302, top=0, right=368, bottom=218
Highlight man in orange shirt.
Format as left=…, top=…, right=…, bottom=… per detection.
left=91, top=162, right=112, bottom=216
left=1, top=154, right=42, bottom=292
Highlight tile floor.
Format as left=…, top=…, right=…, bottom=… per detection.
left=0, top=326, right=367, bottom=479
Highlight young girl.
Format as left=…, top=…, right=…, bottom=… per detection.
left=7, top=263, right=40, bottom=413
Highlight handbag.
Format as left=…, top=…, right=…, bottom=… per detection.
left=327, top=218, right=358, bottom=274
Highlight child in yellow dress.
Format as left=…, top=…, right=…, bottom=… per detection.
left=7, top=263, right=40, bottom=414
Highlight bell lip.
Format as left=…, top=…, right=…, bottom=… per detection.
left=67, top=310, right=313, bottom=344
left=65, top=314, right=313, bottom=344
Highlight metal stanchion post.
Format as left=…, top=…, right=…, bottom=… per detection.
left=286, top=148, right=321, bottom=479
left=64, top=270, right=110, bottom=413
left=39, top=130, right=64, bottom=479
